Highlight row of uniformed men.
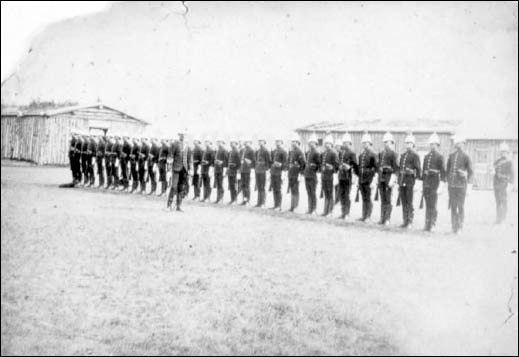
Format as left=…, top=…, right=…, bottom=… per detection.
left=69, top=130, right=514, bottom=233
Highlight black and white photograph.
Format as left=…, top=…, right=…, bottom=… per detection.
left=1, top=1, right=518, bottom=355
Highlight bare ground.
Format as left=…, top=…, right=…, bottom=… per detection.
left=1, top=161, right=518, bottom=355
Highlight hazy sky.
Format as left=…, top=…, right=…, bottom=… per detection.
left=1, top=1, right=517, bottom=138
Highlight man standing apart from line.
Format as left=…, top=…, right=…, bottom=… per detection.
left=446, top=135, right=473, bottom=234
left=493, top=142, right=514, bottom=224
left=167, top=130, right=192, bottom=212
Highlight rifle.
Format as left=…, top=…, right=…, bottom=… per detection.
left=287, top=179, right=291, bottom=194
left=374, top=183, right=379, bottom=201
left=320, top=181, right=324, bottom=199
left=396, top=187, right=401, bottom=206
left=419, top=190, right=425, bottom=209
left=355, top=185, right=360, bottom=202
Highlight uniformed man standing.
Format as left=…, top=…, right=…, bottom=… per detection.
left=138, top=137, right=150, bottom=193
left=68, top=132, right=77, bottom=183
left=129, top=137, right=141, bottom=193
left=493, top=142, right=514, bottom=224
left=95, top=134, right=106, bottom=188
left=337, top=132, right=358, bottom=219
left=200, top=140, right=215, bottom=202
left=148, top=138, right=160, bottom=195
left=158, top=137, right=169, bottom=196
left=111, top=135, right=122, bottom=190
left=120, top=135, right=132, bottom=191
left=287, top=133, right=306, bottom=212
left=191, top=138, right=203, bottom=200
left=255, top=138, right=271, bottom=208
left=397, top=134, right=421, bottom=228
left=104, top=135, right=114, bottom=189
left=270, top=138, right=288, bottom=211
left=355, top=133, right=377, bottom=222
left=214, top=138, right=229, bottom=204
left=421, top=133, right=446, bottom=231
left=227, top=139, right=241, bottom=204
left=377, top=132, right=399, bottom=225
left=73, top=132, right=84, bottom=184
left=240, top=139, right=255, bottom=205
left=320, top=135, right=339, bottom=217
left=446, top=135, right=473, bottom=234
left=80, top=133, right=90, bottom=186
left=304, top=133, right=321, bottom=214
left=166, top=130, right=192, bottom=211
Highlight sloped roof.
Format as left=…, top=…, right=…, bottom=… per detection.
left=296, top=118, right=460, bottom=134
left=1, top=103, right=149, bottom=125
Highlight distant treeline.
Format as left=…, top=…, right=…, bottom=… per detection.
left=1, top=99, right=79, bottom=112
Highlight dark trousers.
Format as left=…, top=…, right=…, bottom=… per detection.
left=289, top=177, right=300, bottom=210
left=305, top=177, right=317, bottom=213
left=130, top=161, right=138, bottom=190
left=111, top=159, right=120, bottom=186
left=81, top=154, right=88, bottom=183
left=138, top=161, right=146, bottom=191
left=158, top=160, right=167, bottom=181
left=105, top=159, right=112, bottom=186
left=271, top=174, right=282, bottom=207
left=449, top=186, right=466, bottom=232
left=201, top=173, right=211, bottom=200
left=120, top=158, right=129, bottom=187
left=192, top=173, right=200, bottom=198
left=148, top=161, right=156, bottom=192
left=379, top=182, right=393, bottom=222
left=241, top=173, right=251, bottom=201
left=494, top=182, right=508, bottom=223
left=215, top=172, right=224, bottom=202
left=399, top=184, right=415, bottom=225
left=73, top=154, right=82, bottom=182
left=228, top=175, right=238, bottom=202
left=424, top=186, right=439, bottom=229
left=167, top=169, right=187, bottom=208
left=255, top=172, right=266, bottom=206
left=359, top=183, right=372, bottom=219
left=322, top=176, right=334, bottom=215
left=337, top=180, right=352, bottom=216
left=97, top=158, right=105, bottom=186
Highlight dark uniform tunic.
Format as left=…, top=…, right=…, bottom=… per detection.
left=270, top=147, right=288, bottom=208
left=138, top=141, right=150, bottom=192
left=120, top=139, right=132, bottom=188
left=111, top=140, right=122, bottom=188
left=240, top=146, right=255, bottom=203
left=148, top=141, right=160, bottom=193
left=320, top=148, right=339, bottom=216
left=104, top=139, right=113, bottom=187
left=201, top=147, right=215, bottom=201
left=422, top=150, right=446, bottom=230
left=337, top=147, right=357, bottom=217
left=227, top=146, right=241, bottom=203
left=398, top=149, right=421, bottom=226
left=446, top=149, right=473, bottom=233
left=96, top=138, right=106, bottom=187
left=166, top=140, right=192, bottom=208
left=191, top=145, right=203, bottom=198
left=355, top=148, right=377, bottom=220
left=493, top=156, right=514, bottom=223
left=377, top=148, right=399, bottom=223
left=214, top=146, right=229, bottom=202
left=287, top=146, right=306, bottom=211
left=255, top=147, right=271, bottom=207
left=129, top=141, right=140, bottom=190
left=80, top=137, right=90, bottom=184
left=304, top=148, right=321, bottom=214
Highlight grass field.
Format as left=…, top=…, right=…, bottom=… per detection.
left=1, top=161, right=518, bottom=355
